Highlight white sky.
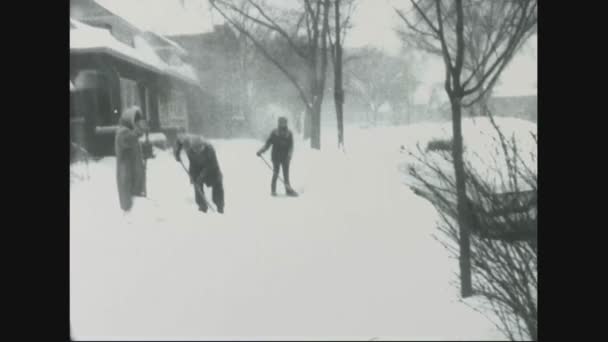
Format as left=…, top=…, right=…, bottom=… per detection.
left=92, top=0, right=537, bottom=99
left=95, top=0, right=219, bottom=35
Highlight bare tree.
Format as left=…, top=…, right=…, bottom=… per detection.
left=396, top=0, right=537, bottom=297
left=332, top=0, right=344, bottom=148
left=327, top=0, right=357, bottom=149
left=406, top=115, right=537, bottom=340
left=346, top=47, right=419, bottom=126
left=228, top=1, right=273, bottom=134
left=210, top=0, right=331, bottom=149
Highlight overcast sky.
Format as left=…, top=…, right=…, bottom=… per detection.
left=93, top=0, right=537, bottom=99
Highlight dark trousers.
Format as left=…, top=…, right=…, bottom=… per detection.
left=272, top=159, right=291, bottom=193
left=194, top=179, right=224, bottom=213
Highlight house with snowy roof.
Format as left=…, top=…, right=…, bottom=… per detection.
left=70, top=0, right=202, bottom=156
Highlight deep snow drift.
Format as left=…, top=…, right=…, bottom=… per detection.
left=70, top=121, right=523, bottom=340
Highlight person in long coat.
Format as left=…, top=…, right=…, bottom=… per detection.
left=115, top=106, right=147, bottom=212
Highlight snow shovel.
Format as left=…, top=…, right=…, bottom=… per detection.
left=178, top=160, right=217, bottom=213
left=258, top=155, right=298, bottom=196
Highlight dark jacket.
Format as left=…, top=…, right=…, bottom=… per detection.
left=260, top=128, right=294, bottom=162
left=175, top=135, right=222, bottom=185
left=115, top=107, right=146, bottom=211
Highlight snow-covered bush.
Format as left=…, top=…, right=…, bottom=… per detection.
left=406, top=116, right=537, bottom=340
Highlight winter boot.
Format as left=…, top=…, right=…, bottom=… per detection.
left=271, top=182, right=277, bottom=197
left=286, top=185, right=298, bottom=197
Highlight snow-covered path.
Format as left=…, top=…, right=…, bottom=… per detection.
left=70, top=128, right=505, bottom=340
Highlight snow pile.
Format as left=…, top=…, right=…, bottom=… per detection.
left=70, top=161, right=90, bottom=184
left=70, top=130, right=506, bottom=340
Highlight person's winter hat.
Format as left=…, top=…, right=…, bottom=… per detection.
left=187, top=134, right=205, bottom=152
left=120, top=106, right=143, bottom=129
left=193, top=136, right=205, bottom=151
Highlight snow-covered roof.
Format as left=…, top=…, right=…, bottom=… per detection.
left=70, top=18, right=199, bottom=86
left=166, top=64, right=198, bottom=85
left=142, top=31, right=188, bottom=56
left=70, top=18, right=164, bottom=73
left=138, top=33, right=198, bottom=85
left=162, top=36, right=188, bottom=55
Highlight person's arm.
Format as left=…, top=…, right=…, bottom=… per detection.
left=174, top=137, right=183, bottom=162
left=117, top=127, right=143, bottom=151
left=257, top=131, right=274, bottom=156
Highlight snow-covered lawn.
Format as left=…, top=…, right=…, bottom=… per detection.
left=70, top=124, right=509, bottom=340
left=395, top=117, right=537, bottom=199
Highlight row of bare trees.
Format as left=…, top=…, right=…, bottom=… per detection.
left=180, top=0, right=537, bottom=339
left=345, top=47, right=420, bottom=126
left=208, top=0, right=356, bottom=149
left=189, top=1, right=537, bottom=337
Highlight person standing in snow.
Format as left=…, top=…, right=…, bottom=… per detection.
left=115, top=106, right=148, bottom=212
left=175, top=134, right=225, bottom=214
left=257, top=117, right=297, bottom=196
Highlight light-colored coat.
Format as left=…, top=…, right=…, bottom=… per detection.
left=115, top=107, right=146, bottom=211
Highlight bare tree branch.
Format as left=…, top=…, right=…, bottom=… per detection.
left=246, top=0, right=309, bottom=58
left=462, top=1, right=536, bottom=97
left=433, top=0, right=455, bottom=73
left=213, top=0, right=309, bottom=60
left=211, top=1, right=312, bottom=109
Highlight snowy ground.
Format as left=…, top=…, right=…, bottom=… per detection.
left=395, top=117, right=538, bottom=193
left=70, top=122, right=513, bottom=340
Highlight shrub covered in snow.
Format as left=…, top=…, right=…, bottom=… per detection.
left=404, top=116, right=537, bottom=340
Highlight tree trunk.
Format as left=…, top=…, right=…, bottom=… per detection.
left=311, top=95, right=322, bottom=149
left=307, top=67, right=322, bottom=147
left=334, top=0, right=344, bottom=148
left=304, top=105, right=313, bottom=139
left=309, top=0, right=330, bottom=150
left=239, top=49, right=252, bottom=135
left=450, top=96, right=473, bottom=298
